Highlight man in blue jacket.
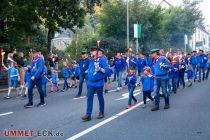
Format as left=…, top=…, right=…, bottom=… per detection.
left=24, top=49, right=45, bottom=108
left=150, top=48, right=170, bottom=111
left=137, top=53, right=148, bottom=77
left=75, top=50, right=90, bottom=98
left=110, top=51, right=126, bottom=91
left=128, top=51, right=138, bottom=70
left=197, top=49, right=208, bottom=82
left=190, top=50, right=198, bottom=81
left=82, top=46, right=108, bottom=121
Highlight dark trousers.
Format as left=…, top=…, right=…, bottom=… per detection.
left=143, top=90, right=153, bottom=104
left=206, top=67, right=210, bottom=79
left=63, top=77, right=69, bottom=90
left=78, top=73, right=87, bottom=96
left=177, top=74, right=185, bottom=88
left=172, top=77, right=178, bottom=92
left=86, top=86, right=104, bottom=115
left=28, top=78, right=45, bottom=104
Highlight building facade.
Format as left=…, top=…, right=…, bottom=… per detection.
left=189, top=24, right=210, bottom=52
left=51, top=29, right=73, bottom=50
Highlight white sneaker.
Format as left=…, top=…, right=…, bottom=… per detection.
left=117, top=87, right=120, bottom=91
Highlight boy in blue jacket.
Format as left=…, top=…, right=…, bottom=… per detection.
left=177, top=58, right=186, bottom=89
left=49, top=69, right=59, bottom=92
left=125, top=66, right=138, bottom=109
left=3, top=63, right=20, bottom=99
left=171, top=60, right=179, bottom=94
left=61, top=61, right=71, bottom=92
left=140, top=67, right=154, bottom=108
left=185, top=65, right=194, bottom=87
left=70, top=61, right=80, bottom=88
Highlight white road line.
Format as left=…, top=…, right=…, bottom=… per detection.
left=0, top=112, right=13, bottom=117
left=66, top=100, right=148, bottom=140
left=116, top=89, right=141, bottom=100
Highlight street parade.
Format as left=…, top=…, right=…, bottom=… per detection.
left=1, top=0, right=210, bottom=139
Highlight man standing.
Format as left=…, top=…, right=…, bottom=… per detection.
left=24, top=49, right=45, bottom=108
left=137, top=53, right=148, bottom=77
left=197, top=49, right=208, bottom=82
left=110, top=51, right=126, bottom=91
left=128, top=51, right=138, bottom=70
left=82, top=46, right=108, bottom=121
left=150, top=48, right=170, bottom=111
left=189, top=50, right=198, bottom=82
left=75, top=49, right=90, bottom=98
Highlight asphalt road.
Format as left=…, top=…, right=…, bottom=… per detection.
left=0, top=78, right=210, bottom=140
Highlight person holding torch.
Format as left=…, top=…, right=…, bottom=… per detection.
left=82, top=41, right=108, bottom=122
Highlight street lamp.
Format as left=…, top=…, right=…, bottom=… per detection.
left=127, top=0, right=129, bottom=49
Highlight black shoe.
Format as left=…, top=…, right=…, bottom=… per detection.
left=105, top=89, right=108, bottom=93
left=82, top=115, right=91, bottom=122
left=74, top=95, right=81, bottom=98
left=97, top=112, right=104, bottom=119
left=112, top=80, right=116, bottom=82
left=74, top=85, right=77, bottom=88
left=198, top=80, right=201, bottom=82
left=164, top=104, right=170, bottom=109
left=151, top=106, right=159, bottom=111
left=61, top=89, right=65, bottom=92
left=24, top=103, right=33, bottom=108
left=36, top=102, right=46, bottom=107
left=21, top=95, right=27, bottom=100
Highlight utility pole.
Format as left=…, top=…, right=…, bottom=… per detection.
left=127, top=0, right=129, bottom=49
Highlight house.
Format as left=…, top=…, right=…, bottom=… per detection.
left=51, top=29, right=74, bottom=50
left=189, top=23, right=210, bottom=52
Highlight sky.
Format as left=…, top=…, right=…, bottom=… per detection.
left=150, top=0, right=210, bottom=25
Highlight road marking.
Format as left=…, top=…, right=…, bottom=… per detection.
left=116, top=89, right=141, bottom=100
left=0, top=112, right=13, bottom=117
left=73, top=96, right=86, bottom=100
left=66, top=99, right=148, bottom=140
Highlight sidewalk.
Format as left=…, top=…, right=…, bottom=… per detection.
left=0, top=80, right=65, bottom=93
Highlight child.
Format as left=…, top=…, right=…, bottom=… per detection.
left=61, top=61, right=71, bottom=92
left=185, top=65, right=194, bottom=87
left=178, top=58, right=186, bottom=89
left=171, top=60, right=179, bottom=94
left=70, top=61, right=80, bottom=88
left=104, top=66, right=113, bottom=93
left=49, top=69, right=59, bottom=92
left=3, top=63, right=20, bottom=99
left=21, top=61, right=31, bottom=99
left=140, top=67, right=154, bottom=108
left=41, top=65, right=48, bottom=97
left=125, top=66, right=138, bottom=109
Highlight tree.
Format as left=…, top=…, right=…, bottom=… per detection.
left=0, top=0, right=41, bottom=51
left=35, top=0, right=86, bottom=53
left=162, top=1, right=202, bottom=50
